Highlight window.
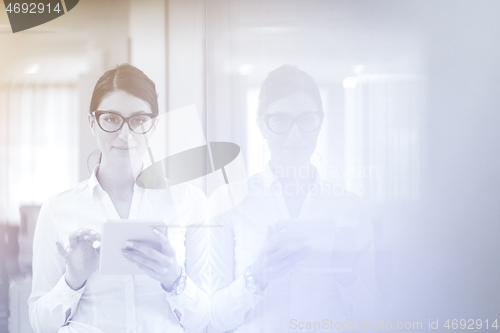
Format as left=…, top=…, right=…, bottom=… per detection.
left=0, top=84, right=78, bottom=224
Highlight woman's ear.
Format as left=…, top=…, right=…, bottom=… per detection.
left=256, top=116, right=268, bottom=140
left=151, top=117, right=158, bottom=134
left=88, top=113, right=97, bottom=137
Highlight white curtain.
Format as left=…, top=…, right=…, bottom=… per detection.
left=344, top=75, right=424, bottom=204
left=0, top=84, right=79, bottom=225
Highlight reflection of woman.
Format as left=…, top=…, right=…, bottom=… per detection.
left=28, top=64, right=209, bottom=333
left=210, top=65, right=376, bottom=332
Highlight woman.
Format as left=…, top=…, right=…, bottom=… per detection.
left=210, top=65, right=377, bottom=332
left=29, top=64, right=209, bottom=333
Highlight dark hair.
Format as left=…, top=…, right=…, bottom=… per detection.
left=89, top=63, right=159, bottom=115
left=257, top=65, right=323, bottom=116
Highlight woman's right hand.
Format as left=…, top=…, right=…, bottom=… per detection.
left=56, top=229, right=101, bottom=290
left=250, top=222, right=311, bottom=288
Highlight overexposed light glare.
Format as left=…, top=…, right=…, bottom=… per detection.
left=343, top=77, right=359, bottom=89
left=354, top=65, right=364, bottom=75
left=238, top=64, right=253, bottom=76
left=24, top=63, right=40, bottom=74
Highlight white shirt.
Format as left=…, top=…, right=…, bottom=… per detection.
left=29, top=166, right=210, bottom=333
left=209, top=164, right=378, bottom=333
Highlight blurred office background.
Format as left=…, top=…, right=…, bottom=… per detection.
left=1, top=0, right=499, bottom=332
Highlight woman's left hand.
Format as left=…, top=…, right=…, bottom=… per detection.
left=122, top=228, right=182, bottom=291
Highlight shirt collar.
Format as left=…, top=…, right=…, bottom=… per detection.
left=88, top=164, right=148, bottom=197
left=87, top=164, right=101, bottom=196
left=262, top=163, right=323, bottom=189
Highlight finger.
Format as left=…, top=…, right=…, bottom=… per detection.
left=266, top=249, right=310, bottom=275
left=269, top=259, right=298, bottom=276
left=79, top=229, right=99, bottom=240
left=126, top=256, right=162, bottom=279
left=123, top=249, right=166, bottom=273
left=266, top=258, right=301, bottom=280
left=266, top=233, right=308, bottom=255
left=84, top=231, right=102, bottom=252
left=270, top=260, right=307, bottom=279
left=67, top=230, right=82, bottom=248
left=83, top=231, right=101, bottom=243
left=268, top=243, right=310, bottom=260
left=85, top=229, right=101, bottom=239
left=271, top=220, right=286, bottom=233
left=265, top=225, right=273, bottom=239
left=273, top=231, right=308, bottom=245
left=290, top=247, right=312, bottom=262
left=264, top=228, right=291, bottom=251
left=75, top=228, right=89, bottom=242
left=153, top=228, right=176, bottom=257
left=69, top=229, right=98, bottom=246
left=259, top=226, right=274, bottom=252
left=56, top=242, right=68, bottom=259
left=267, top=245, right=311, bottom=264
left=271, top=224, right=307, bottom=239
left=268, top=249, right=310, bottom=274
left=125, top=241, right=165, bottom=263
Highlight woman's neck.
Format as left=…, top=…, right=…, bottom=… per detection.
left=270, top=160, right=316, bottom=218
left=269, top=160, right=316, bottom=184
left=97, top=159, right=142, bottom=198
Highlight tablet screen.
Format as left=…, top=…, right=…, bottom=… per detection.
left=99, top=219, right=168, bottom=275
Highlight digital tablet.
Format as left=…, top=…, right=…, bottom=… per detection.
left=99, top=219, right=169, bottom=275
left=272, top=218, right=337, bottom=272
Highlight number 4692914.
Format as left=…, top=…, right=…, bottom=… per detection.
left=444, top=319, right=498, bottom=329
left=5, top=2, right=61, bottom=14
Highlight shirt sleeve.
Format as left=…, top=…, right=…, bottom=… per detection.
left=165, top=184, right=210, bottom=332
left=165, top=275, right=210, bottom=331
left=209, top=210, right=264, bottom=332
left=28, top=200, right=85, bottom=333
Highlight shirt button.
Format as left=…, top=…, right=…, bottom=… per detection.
left=127, top=305, right=133, bottom=310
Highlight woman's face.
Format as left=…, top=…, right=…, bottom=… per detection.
left=88, top=90, right=153, bottom=168
left=257, top=91, right=322, bottom=167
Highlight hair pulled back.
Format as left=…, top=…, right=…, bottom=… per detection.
left=257, top=65, right=322, bottom=116
left=89, top=63, right=158, bottom=115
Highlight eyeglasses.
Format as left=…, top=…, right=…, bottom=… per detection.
left=262, top=112, right=324, bottom=134
left=92, top=111, right=156, bottom=134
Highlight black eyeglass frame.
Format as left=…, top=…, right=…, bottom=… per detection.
left=91, top=110, right=157, bottom=134
left=261, top=112, right=324, bottom=134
